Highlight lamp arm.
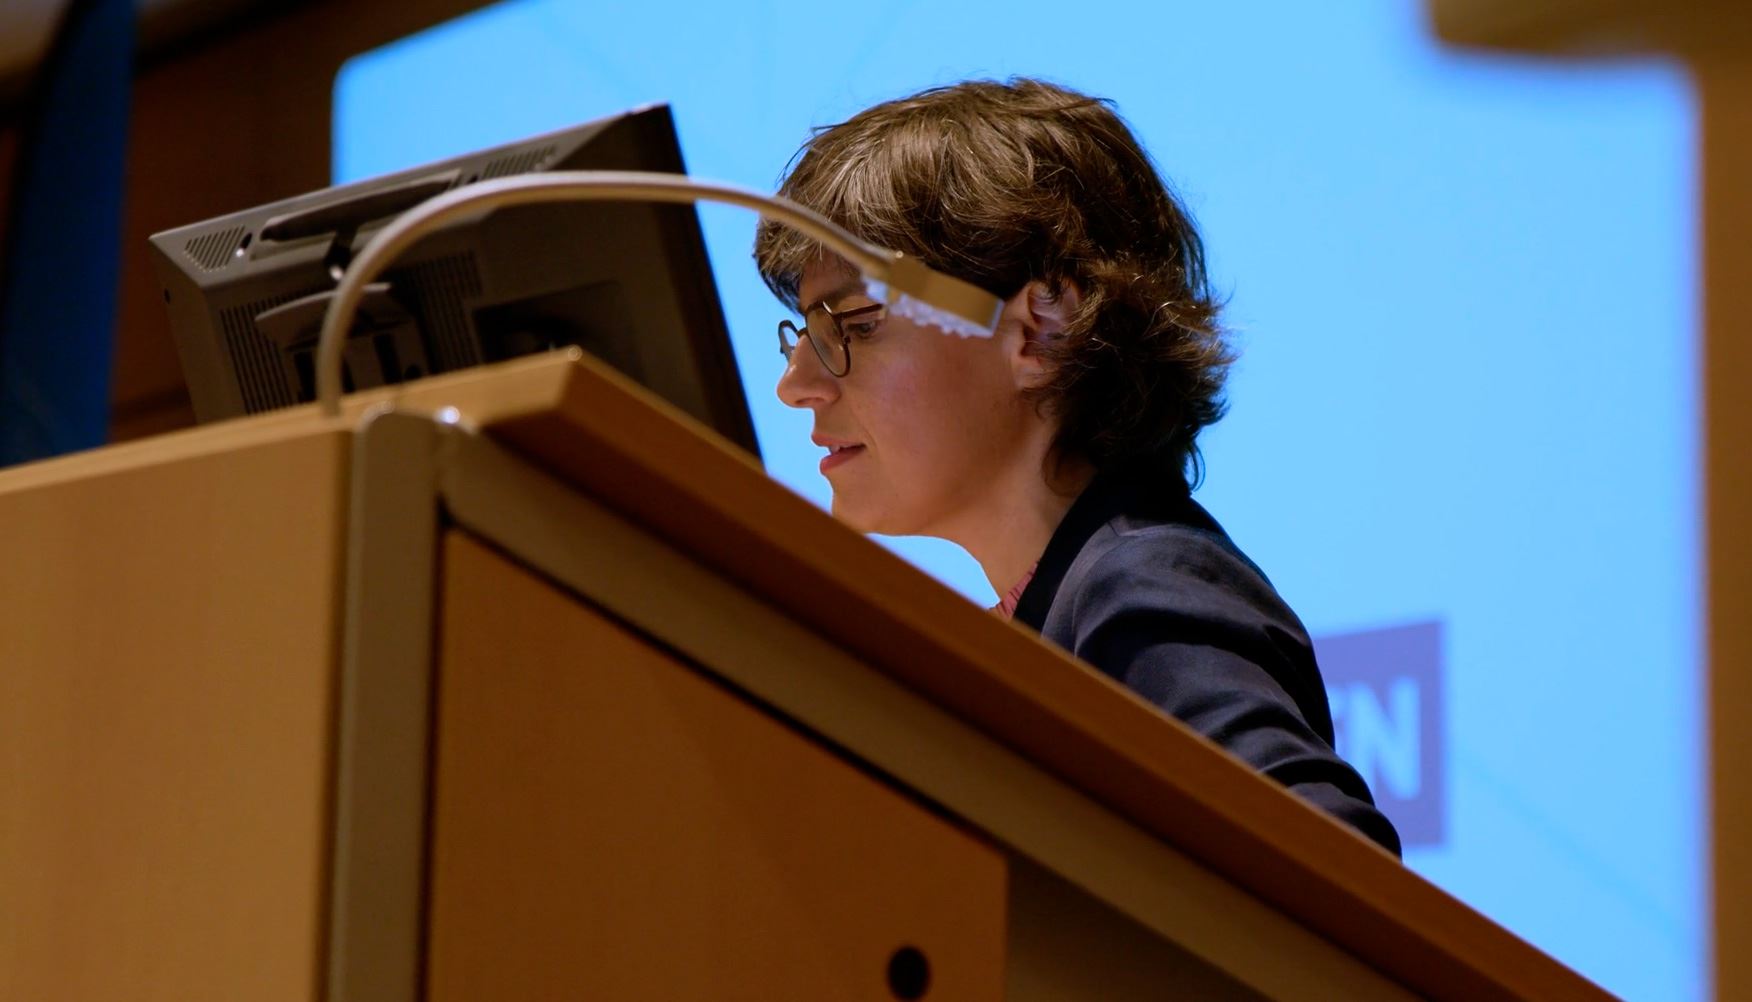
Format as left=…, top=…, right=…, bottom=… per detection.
left=312, top=171, right=998, bottom=418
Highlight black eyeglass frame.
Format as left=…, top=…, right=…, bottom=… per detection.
left=776, top=301, right=884, bottom=378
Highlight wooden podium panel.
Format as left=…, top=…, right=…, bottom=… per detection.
left=427, top=530, right=1009, bottom=1001
left=0, top=427, right=350, bottom=1002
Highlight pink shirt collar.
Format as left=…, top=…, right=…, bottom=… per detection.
left=992, top=562, right=1039, bottom=621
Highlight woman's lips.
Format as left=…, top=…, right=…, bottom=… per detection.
left=820, top=444, right=866, bottom=473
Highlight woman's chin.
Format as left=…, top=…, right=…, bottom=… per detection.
left=828, top=492, right=896, bottom=535
left=827, top=493, right=871, bottom=531
left=832, top=496, right=934, bottom=540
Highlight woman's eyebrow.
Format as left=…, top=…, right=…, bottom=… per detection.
left=802, top=278, right=870, bottom=314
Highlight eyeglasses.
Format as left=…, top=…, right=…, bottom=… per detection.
left=777, top=300, right=885, bottom=378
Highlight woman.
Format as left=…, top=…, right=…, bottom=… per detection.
left=754, top=78, right=1401, bottom=856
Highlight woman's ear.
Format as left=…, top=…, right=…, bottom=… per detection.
left=1004, top=279, right=1082, bottom=392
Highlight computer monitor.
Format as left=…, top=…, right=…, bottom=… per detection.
left=147, top=104, right=760, bottom=460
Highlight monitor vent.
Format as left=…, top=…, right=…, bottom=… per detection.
left=221, top=293, right=301, bottom=412
left=184, top=226, right=247, bottom=271
left=392, top=253, right=483, bottom=371
left=480, top=145, right=557, bottom=180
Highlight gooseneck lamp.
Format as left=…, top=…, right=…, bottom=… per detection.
left=313, top=171, right=1005, bottom=419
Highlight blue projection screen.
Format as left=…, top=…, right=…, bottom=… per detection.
left=333, top=2, right=1699, bottom=997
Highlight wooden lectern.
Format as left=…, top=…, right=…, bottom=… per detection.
left=1, top=351, right=1609, bottom=1000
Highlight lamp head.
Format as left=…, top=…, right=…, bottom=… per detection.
left=869, top=252, right=1003, bottom=339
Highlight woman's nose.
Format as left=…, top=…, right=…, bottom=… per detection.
left=776, top=341, right=839, bottom=410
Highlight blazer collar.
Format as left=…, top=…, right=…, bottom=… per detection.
left=1010, top=470, right=1191, bottom=632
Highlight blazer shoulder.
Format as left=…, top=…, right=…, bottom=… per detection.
left=1061, top=519, right=1299, bottom=636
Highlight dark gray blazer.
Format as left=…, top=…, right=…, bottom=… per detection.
left=1012, top=472, right=1402, bottom=856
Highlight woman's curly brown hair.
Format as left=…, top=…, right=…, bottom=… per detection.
left=754, top=77, right=1233, bottom=488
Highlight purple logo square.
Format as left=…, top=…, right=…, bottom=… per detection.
left=1314, top=621, right=1446, bottom=848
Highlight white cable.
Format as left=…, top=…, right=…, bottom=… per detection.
left=313, top=171, right=996, bottom=418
